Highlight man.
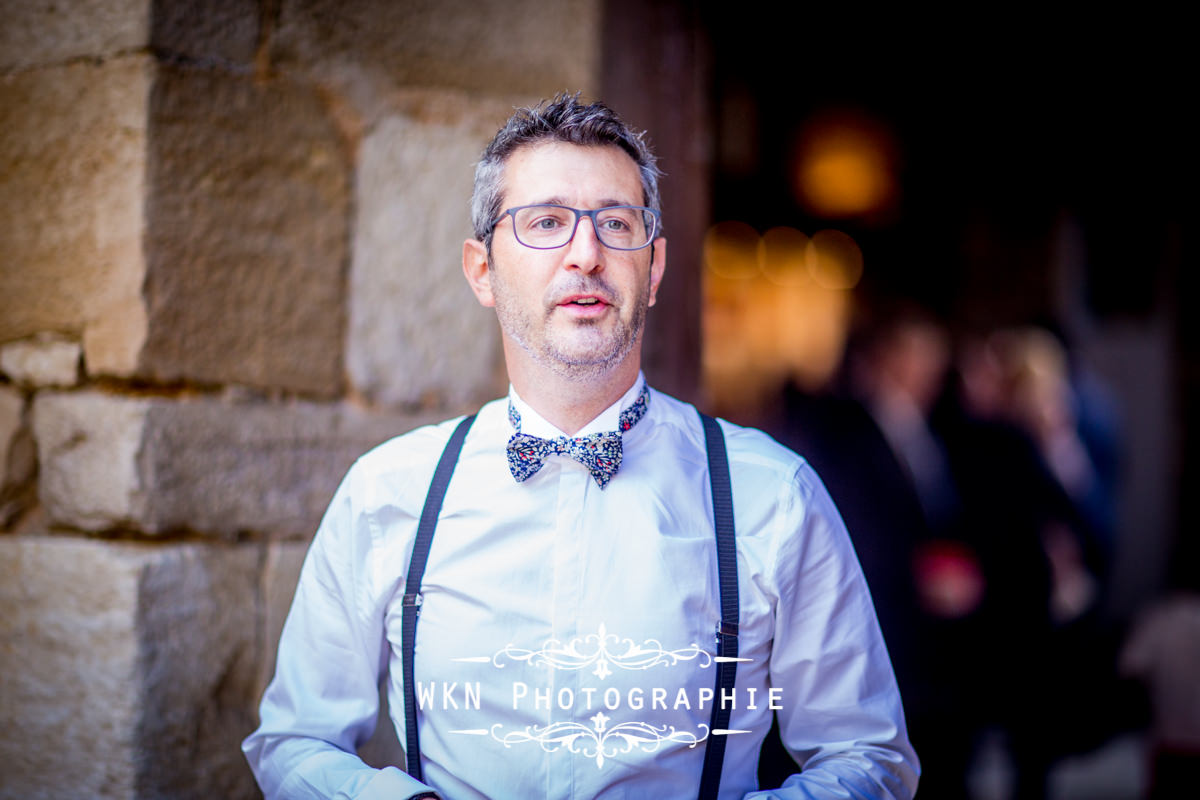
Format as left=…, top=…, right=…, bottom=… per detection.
left=244, top=94, right=918, bottom=799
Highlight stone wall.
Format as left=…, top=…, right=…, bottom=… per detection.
left=0, top=1, right=601, bottom=797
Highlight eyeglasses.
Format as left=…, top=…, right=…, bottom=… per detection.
left=491, top=204, right=661, bottom=251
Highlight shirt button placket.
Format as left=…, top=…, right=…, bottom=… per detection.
left=549, top=461, right=588, bottom=800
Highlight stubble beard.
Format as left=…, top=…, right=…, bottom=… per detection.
left=489, top=263, right=650, bottom=382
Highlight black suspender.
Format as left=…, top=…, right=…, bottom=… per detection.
left=400, top=414, right=476, bottom=784
left=401, top=410, right=738, bottom=798
left=698, top=412, right=739, bottom=800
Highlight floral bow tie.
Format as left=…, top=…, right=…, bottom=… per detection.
left=506, top=384, right=649, bottom=489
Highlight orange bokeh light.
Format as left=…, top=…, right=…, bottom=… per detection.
left=807, top=229, right=864, bottom=290
left=702, top=222, right=864, bottom=419
left=793, top=111, right=898, bottom=220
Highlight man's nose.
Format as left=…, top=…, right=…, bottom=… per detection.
left=564, top=214, right=604, bottom=272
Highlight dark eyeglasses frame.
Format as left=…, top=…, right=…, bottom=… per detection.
left=490, top=204, right=661, bottom=251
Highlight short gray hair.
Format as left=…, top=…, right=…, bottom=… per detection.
left=470, top=93, right=662, bottom=249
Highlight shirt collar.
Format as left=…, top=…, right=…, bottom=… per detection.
left=507, top=372, right=648, bottom=439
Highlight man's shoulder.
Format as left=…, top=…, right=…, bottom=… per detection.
left=649, top=389, right=808, bottom=478
left=718, top=417, right=811, bottom=486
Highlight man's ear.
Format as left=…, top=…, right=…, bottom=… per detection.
left=463, top=239, right=495, bottom=308
left=647, top=237, right=667, bottom=308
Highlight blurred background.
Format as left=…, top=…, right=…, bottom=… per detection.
left=0, top=2, right=1193, bottom=798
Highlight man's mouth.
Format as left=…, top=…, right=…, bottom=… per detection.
left=559, top=295, right=609, bottom=308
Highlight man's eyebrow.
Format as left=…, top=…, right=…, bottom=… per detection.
left=526, top=197, right=641, bottom=209
left=596, top=198, right=639, bottom=208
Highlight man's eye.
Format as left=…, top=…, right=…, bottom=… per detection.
left=530, top=216, right=565, bottom=230
left=598, top=216, right=633, bottom=232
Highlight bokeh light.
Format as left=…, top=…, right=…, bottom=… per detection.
left=702, top=222, right=865, bottom=420
left=793, top=111, right=898, bottom=220
left=807, top=229, right=864, bottom=290
left=760, top=226, right=811, bottom=287
left=703, top=220, right=761, bottom=280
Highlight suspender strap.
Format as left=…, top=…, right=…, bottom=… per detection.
left=401, top=414, right=476, bottom=781
left=698, top=412, right=738, bottom=800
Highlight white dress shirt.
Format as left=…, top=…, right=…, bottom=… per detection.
left=243, top=378, right=918, bottom=799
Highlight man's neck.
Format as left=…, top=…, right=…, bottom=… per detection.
left=506, top=353, right=641, bottom=436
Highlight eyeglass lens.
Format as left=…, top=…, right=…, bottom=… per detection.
left=511, top=205, right=655, bottom=250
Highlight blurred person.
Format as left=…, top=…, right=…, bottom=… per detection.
left=845, top=306, right=987, bottom=799
left=848, top=307, right=956, bottom=529
left=1119, top=549, right=1200, bottom=799
left=1003, top=329, right=1095, bottom=497
left=769, top=302, right=977, bottom=798
left=993, top=326, right=1119, bottom=592
left=775, top=308, right=1122, bottom=799
left=243, top=94, right=917, bottom=800
left=932, top=323, right=1124, bottom=799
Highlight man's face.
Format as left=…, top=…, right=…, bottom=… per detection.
left=464, top=142, right=665, bottom=381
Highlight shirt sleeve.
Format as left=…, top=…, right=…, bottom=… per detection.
left=241, top=464, right=436, bottom=800
left=745, top=462, right=920, bottom=799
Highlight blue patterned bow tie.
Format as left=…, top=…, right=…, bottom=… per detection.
left=506, top=383, right=649, bottom=489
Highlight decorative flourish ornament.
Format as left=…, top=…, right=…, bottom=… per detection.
left=489, top=716, right=709, bottom=768
left=491, top=623, right=711, bottom=679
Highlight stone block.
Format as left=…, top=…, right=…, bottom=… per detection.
left=134, top=397, right=421, bottom=537
left=348, top=109, right=504, bottom=409
left=150, top=0, right=261, bottom=66
left=0, top=535, right=260, bottom=799
left=0, top=0, right=149, bottom=70
left=0, top=56, right=151, bottom=376
left=0, top=386, right=24, bottom=480
left=0, top=0, right=258, bottom=70
left=33, top=390, right=439, bottom=537
left=32, top=392, right=149, bottom=532
left=273, top=0, right=601, bottom=99
left=0, top=333, right=82, bottom=387
left=135, top=540, right=261, bottom=799
left=138, top=66, right=349, bottom=396
left=0, top=385, right=35, bottom=527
